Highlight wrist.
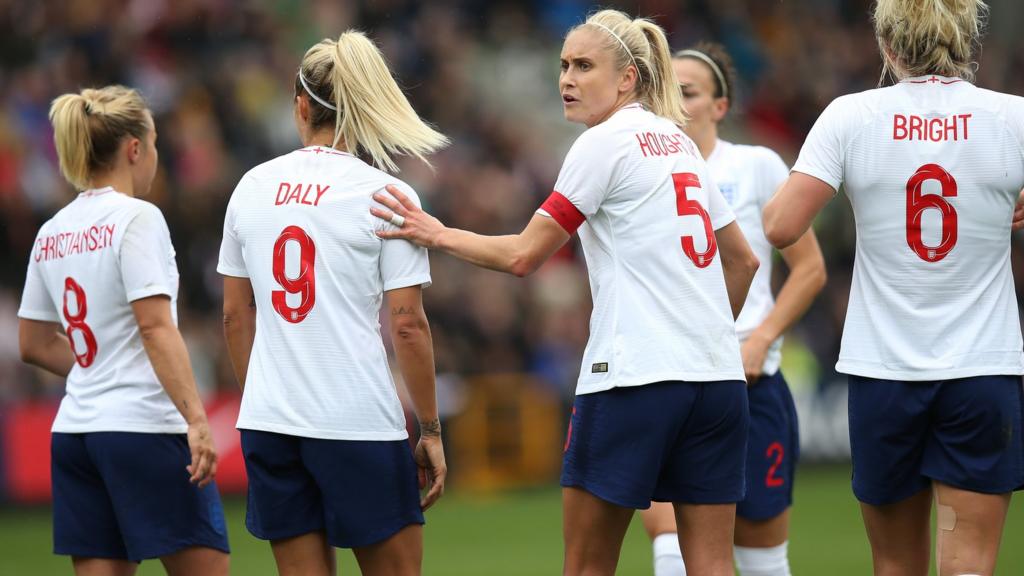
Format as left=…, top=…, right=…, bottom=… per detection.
left=747, top=329, right=775, bottom=348
left=433, top=227, right=453, bottom=252
left=419, top=417, right=441, bottom=438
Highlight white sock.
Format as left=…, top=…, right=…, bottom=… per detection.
left=653, top=533, right=686, bottom=576
left=734, top=542, right=791, bottom=576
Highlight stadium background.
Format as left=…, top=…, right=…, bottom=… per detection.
left=1, top=0, right=1023, bottom=573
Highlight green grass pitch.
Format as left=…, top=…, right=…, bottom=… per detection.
left=0, top=465, right=1020, bottom=574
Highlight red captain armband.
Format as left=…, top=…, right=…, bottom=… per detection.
left=540, top=191, right=585, bottom=235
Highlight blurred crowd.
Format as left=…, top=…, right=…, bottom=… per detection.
left=1, top=0, right=1023, bottom=407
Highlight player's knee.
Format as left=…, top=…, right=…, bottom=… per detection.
left=734, top=542, right=791, bottom=576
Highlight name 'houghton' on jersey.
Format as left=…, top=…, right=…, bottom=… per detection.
left=218, top=146, right=431, bottom=440
left=792, top=76, right=1024, bottom=380
left=538, top=104, right=744, bottom=394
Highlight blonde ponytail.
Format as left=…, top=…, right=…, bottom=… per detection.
left=48, top=86, right=151, bottom=190
left=874, top=0, right=988, bottom=83
left=573, top=10, right=687, bottom=128
left=297, top=32, right=449, bottom=172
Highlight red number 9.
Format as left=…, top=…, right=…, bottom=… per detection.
left=272, top=225, right=317, bottom=323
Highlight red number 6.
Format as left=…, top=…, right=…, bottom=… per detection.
left=272, top=225, right=317, bottom=323
left=906, top=163, right=957, bottom=262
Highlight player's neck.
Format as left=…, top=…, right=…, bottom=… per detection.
left=303, top=128, right=349, bottom=153
left=690, top=128, right=717, bottom=160
left=89, top=171, right=134, bottom=197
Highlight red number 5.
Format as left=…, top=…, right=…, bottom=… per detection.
left=63, top=277, right=97, bottom=368
left=906, top=163, right=957, bottom=262
left=674, top=173, right=717, bottom=268
left=272, top=225, right=316, bottom=323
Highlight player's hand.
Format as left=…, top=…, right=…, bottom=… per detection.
left=371, top=185, right=447, bottom=249
left=186, top=419, right=218, bottom=488
left=741, top=334, right=770, bottom=384
left=1012, top=188, right=1024, bottom=231
left=414, top=428, right=447, bottom=510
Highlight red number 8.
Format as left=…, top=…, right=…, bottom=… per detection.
left=906, top=163, right=958, bottom=262
left=63, top=277, right=98, bottom=368
left=272, top=225, right=317, bottom=323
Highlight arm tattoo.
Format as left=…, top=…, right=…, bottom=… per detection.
left=391, top=305, right=415, bottom=316
left=419, top=418, right=441, bottom=438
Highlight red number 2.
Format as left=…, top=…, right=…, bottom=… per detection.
left=906, top=163, right=957, bottom=262
left=673, top=173, right=718, bottom=268
left=765, top=441, right=785, bottom=488
left=272, top=225, right=317, bottom=323
left=63, top=277, right=97, bottom=368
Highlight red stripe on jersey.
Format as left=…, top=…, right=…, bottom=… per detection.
left=541, top=191, right=585, bottom=235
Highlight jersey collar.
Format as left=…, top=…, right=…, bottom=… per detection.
left=79, top=186, right=116, bottom=198
left=900, top=75, right=967, bottom=86
left=298, top=145, right=354, bottom=157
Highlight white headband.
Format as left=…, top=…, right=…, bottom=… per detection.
left=588, top=22, right=639, bottom=77
left=676, top=49, right=728, bottom=99
left=298, top=69, right=337, bottom=111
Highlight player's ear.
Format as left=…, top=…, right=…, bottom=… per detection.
left=712, top=97, right=729, bottom=122
left=126, top=137, right=142, bottom=164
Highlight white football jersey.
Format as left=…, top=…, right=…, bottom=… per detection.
left=218, top=146, right=431, bottom=440
left=18, top=188, right=187, bottom=433
left=538, top=104, right=744, bottom=395
left=707, top=140, right=790, bottom=375
left=793, top=76, right=1024, bottom=380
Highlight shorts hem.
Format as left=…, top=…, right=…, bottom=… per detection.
left=328, top=515, right=425, bottom=549
left=128, top=538, right=230, bottom=562
left=922, top=471, right=1024, bottom=496
left=560, top=479, right=649, bottom=510
left=651, top=491, right=745, bottom=506
left=853, top=481, right=930, bottom=506
left=53, top=547, right=133, bottom=562
left=736, top=502, right=791, bottom=521
left=247, top=524, right=324, bottom=544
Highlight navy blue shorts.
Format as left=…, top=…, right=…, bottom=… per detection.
left=848, top=374, right=1024, bottom=505
left=561, top=380, right=749, bottom=509
left=737, top=371, right=799, bottom=520
left=240, top=430, right=424, bottom=549
left=51, top=432, right=229, bottom=562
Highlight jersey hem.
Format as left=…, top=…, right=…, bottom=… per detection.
left=575, top=370, right=746, bottom=395
left=237, top=421, right=410, bottom=441
left=837, top=361, right=1024, bottom=381
left=382, top=274, right=432, bottom=292
left=51, top=422, right=188, bottom=434
left=17, top=308, right=60, bottom=322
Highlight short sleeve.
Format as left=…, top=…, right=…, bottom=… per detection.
left=704, top=171, right=737, bottom=231
left=217, top=188, right=248, bottom=278
left=377, top=182, right=431, bottom=291
left=792, top=97, right=849, bottom=193
left=120, top=204, right=176, bottom=302
left=541, top=129, right=616, bottom=221
left=17, top=237, right=59, bottom=322
left=758, top=149, right=791, bottom=206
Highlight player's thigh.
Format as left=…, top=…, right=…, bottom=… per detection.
left=51, top=433, right=131, bottom=561
left=562, top=486, right=635, bottom=576
left=241, top=429, right=326, bottom=542
left=859, top=487, right=932, bottom=576
left=848, top=375, right=933, bottom=505
left=301, top=437, right=424, bottom=550
left=737, top=371, right=798, bottom=528
left=269, top=532, right=334, bottom=576
left=70, top=557, right=138, bottom=576
left=159, top=546, right=229, bottom=576
left=86, top=432, right=229, bottom=562
left=924, top=375, right=1024, bottom=494
left=673, top=502, right=736, bottom=576
left=562, top=382, right=698, bottom=509
left=352, top=523, right=423, bottom=576
left=654, top=380, right=748, bottom=506
left=933, top=481, right=1011, bottom=576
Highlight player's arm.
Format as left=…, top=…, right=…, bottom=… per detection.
left=386, top=285, right=446, bottom=510
left=371, top=185, right=570, bottom=277
left=763, top=173, right=834, bottom=249
left=742, top=229, right=826, bottom=381
left=716, top=221, right=760, bottom=319
left=222, top=275, right=256, bottom=391
left=18, top=319, right=74, bottom=377
left=131, top=295, right=217, bottom=487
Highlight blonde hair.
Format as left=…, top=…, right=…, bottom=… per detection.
left=570, top=10, right=688, bottom=127
left=874, top=0, right=988, bottom=83
left=48, top=86, right=151, bottom=190
left=297, top=31, right=449, bottom=172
